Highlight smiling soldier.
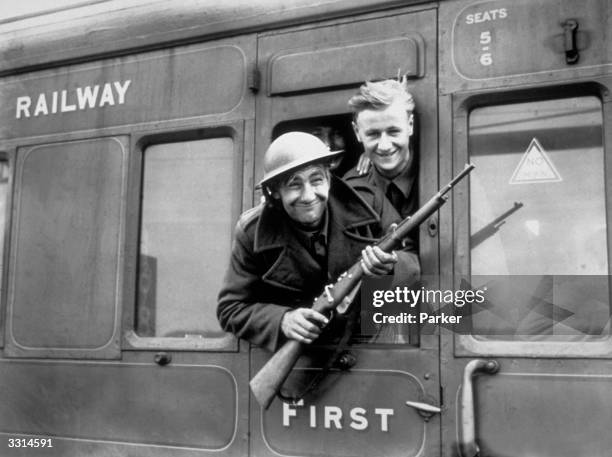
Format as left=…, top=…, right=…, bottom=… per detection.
left=217, top=132, right=419, bottom=351
left=344, top=78, right=418, bottom=220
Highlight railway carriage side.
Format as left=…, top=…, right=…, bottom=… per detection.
left=0, top=0, right=610, bottom=456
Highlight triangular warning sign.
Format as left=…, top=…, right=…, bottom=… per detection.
left=509, top=138, right=562, bottom=184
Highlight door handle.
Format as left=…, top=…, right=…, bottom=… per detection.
left=405, top=400, right=441, bottom=422
left=459, top=359, right=500, bottom=457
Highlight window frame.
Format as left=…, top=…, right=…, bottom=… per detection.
left=0, top=150, right=12, bottom=350
left=123, top=123, right=245, bottom=352
left=451, top=82, right=612, bottom=358
left=5, top=137, right=128, bottom=359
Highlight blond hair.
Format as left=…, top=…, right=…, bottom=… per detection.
left=348, top=78, right=415, bottom=118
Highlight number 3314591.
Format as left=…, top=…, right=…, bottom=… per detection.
left=8, top=438, right=53, bottom=448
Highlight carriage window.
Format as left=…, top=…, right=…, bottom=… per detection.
left=137, top=138, right=235, bottom=340
left=272, top=117, right=419, bottom=345
left=7, top=138, right=125, bottom=358
left=468, top=96, right=609, bottom=341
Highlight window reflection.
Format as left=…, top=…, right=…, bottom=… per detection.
left=468, top=97, right=609, bottom=340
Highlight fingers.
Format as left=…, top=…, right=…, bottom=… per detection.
left=356, top=153, right=371, bottom=176
left=281, top=308, right=329, bottom=344
left=302, top=308, right=329, bottom=327
left=361, top=246, right=398, bottom=277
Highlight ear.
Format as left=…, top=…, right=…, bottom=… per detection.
left=263, top=186, right=279, bottom=200
left=407, top=113, right=414, bottom=136
left=351, top=120, right=362, bottom=143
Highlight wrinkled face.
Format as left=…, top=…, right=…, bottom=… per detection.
left=353, top=101, right=414, bottom=179
left=274, top=164, right=330, bottom=228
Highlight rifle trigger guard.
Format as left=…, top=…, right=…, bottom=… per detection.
left=324, top=284, right=334, bottom=303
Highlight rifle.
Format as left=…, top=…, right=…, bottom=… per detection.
left=250, top=163, right=475, bottom=409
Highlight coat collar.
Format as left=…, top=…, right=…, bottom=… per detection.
left=253, top=175, right=381, bottom=293
left=254, top=175, right=379, bottom=252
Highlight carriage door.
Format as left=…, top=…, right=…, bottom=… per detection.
left=443, top=88, right=612, bottom=457
left=252, top=6, right=440, bottom=457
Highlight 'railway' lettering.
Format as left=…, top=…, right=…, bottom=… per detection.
left=16, top=80, right=132, bottom=119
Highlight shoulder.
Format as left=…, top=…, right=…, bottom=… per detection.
left=339, top=171, right=385, bottom=213
left=343, top=166, right=372, bottom=185
left=330, top=175, right=385, bottom=220
left=235, top=203, right=264, bottom=242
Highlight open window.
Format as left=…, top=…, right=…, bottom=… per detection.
left=271, top=116, right=420, bottom=346
left=126, top=129, right=243, bottom=351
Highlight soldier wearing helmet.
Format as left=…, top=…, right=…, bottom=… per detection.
left=217, top=132, right=419, bottom=351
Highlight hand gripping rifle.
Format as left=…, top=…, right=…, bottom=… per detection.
left=250, top=164, right=475, bottom=409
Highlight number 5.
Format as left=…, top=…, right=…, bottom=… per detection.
left=480, top=31, right=491, bottom=45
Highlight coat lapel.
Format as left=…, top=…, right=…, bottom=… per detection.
left=253, top=176, right=384, bottom=291
left=254, top=205, right=323, bottom=293
left=327, top=177, right=383, bottom=278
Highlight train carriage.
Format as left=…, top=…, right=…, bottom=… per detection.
left=0, top=0, right=611, bottom=455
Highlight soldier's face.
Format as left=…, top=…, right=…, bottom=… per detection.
left=353, top=101, right=413, bottom=179
left=274, top=165, right=330, bottom=228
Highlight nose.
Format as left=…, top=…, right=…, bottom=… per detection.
left=377, top=133, right=393, bottom=152
left=300, top=182, right=316, bottom=202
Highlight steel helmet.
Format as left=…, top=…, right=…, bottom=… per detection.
left=259, top=132, right=343, bottom=186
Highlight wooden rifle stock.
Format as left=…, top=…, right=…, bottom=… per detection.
left=250, top=164, right=475, bottom=409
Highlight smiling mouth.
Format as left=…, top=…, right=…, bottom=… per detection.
left=296, top=201, right=320, bottom=208
left=376, top=150, right=397, bottom=157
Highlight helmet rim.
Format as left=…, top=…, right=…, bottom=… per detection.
left=259, top=132, right=343, bottom=187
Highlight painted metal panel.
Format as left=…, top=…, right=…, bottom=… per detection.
left=440, top=0, right=612, bottom=93
left=6, top=137, right=126, bottom=359
left=269, top=37, right=422, bottom=95
left=474, top=372, right=612, bottom=456
left=451, top=0, right=610, bottom=80
left=0, top=360, right=238, bottom=452
left=0, top=41, right=247, bottom=139
left=261, top=369, right=428, bottom=457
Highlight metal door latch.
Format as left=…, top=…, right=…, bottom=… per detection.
left=562, top=19, right=579, bottom=65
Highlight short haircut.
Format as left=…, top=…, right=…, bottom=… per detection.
left=348, top=78, right=415, bottom=119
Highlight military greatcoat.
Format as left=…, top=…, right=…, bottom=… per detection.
left=217, top=175, right=420, bottom=351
